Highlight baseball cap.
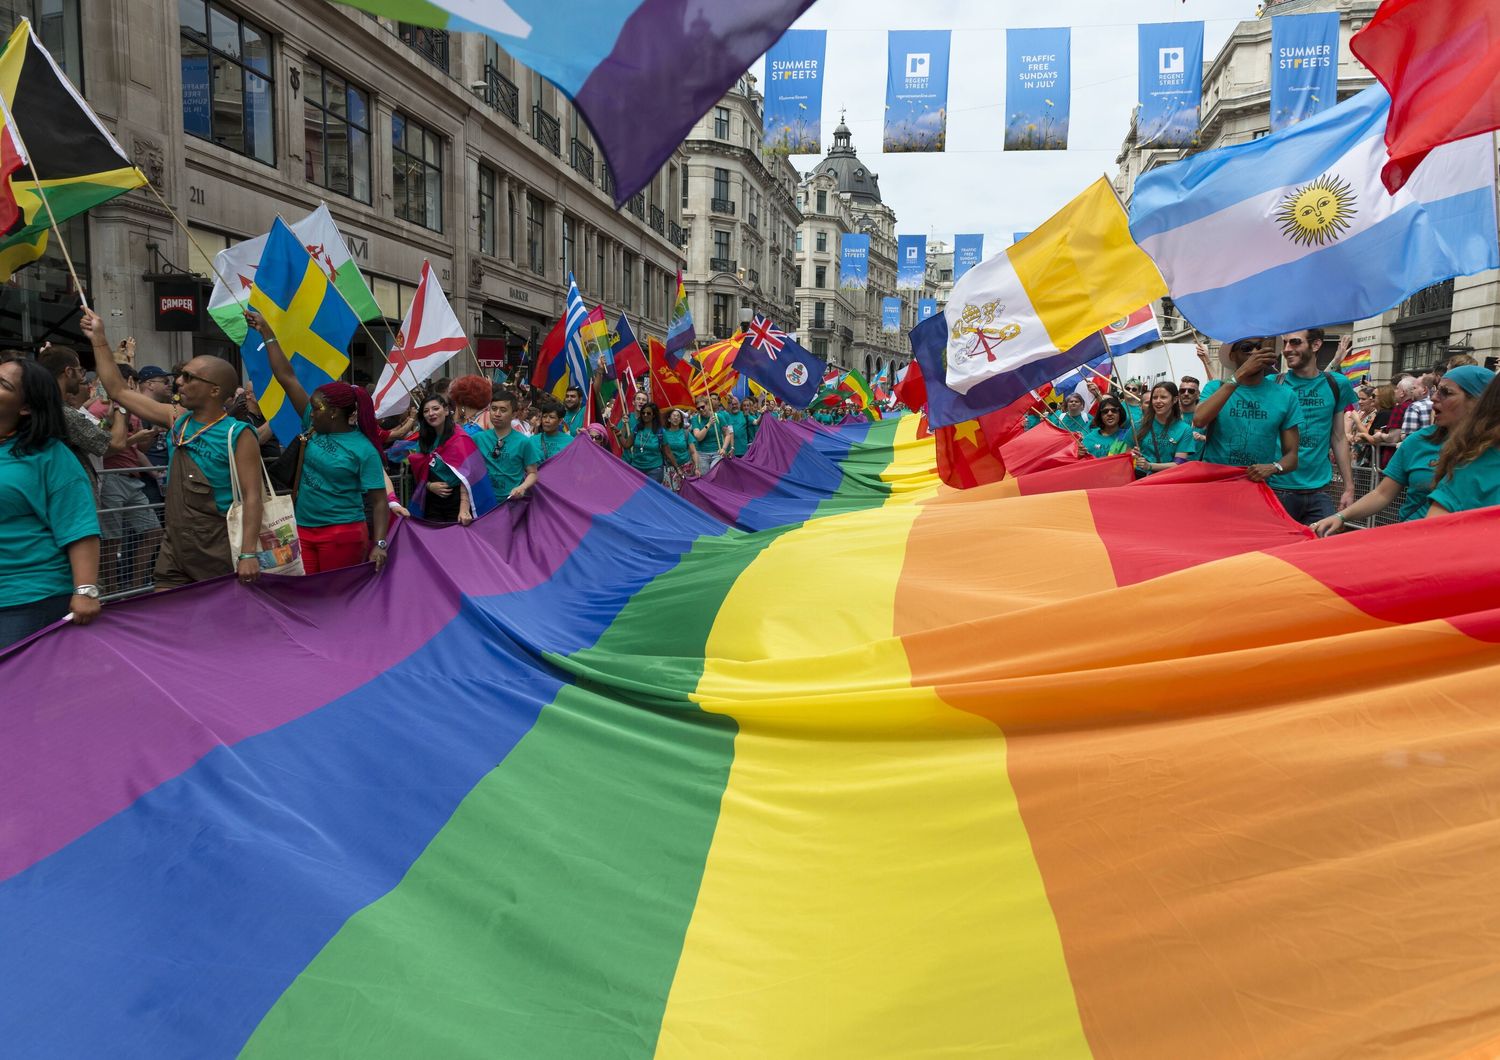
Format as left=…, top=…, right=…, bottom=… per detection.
left=136, top=365, right=170, bottom=382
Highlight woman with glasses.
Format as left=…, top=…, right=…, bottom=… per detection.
left=1425, top=370, right=1500, bottom=518
left=691, top=397, right=731, bottom=473
left=84, top=308, right=265, bottom=588
left=1121, top=380, right=1147, bottom=425
left=662, top=408, right=697, bottom=488
left=1131, top=382, right=1194, bottom=475
left=0, top=357, right=103, bottom=649
left=616, top=401, right=678, bottom=484
left=1079, top=396, right=1133, bottom=459
left=1314, top=365, right=1495, bottom=534
left=722, top=394, right=751, bottom=458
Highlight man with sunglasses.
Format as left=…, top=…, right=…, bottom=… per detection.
left=38, top=346, right=129, bottom=488
left=1193, top=337, right=1302, bottom=485
left=690, top=396, right=732, bottom=473
left=1177, top=375, right=1205, bottom=457
left=1270, top=329, right=1358, bottom=523
left=82, top=308, right=265, bottom=588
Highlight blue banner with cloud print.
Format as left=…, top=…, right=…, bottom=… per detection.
left=884, top=30, right=950, bottom=153
left=838, top=233, right=869, bottom=289
left=763, top=29, right=826, bottom=154
left=1137, top=21, right=1204, bottom=148
left=896, top=234, right=926, bottom=289
left=918, top=299, right=939, bottom=322
left=953, top=234, right=983, bottom=282
left=1005, top=28, right=1071, bottom=150
left=882, top=297, right=902, bottom=333
left=1270, top=13, right=1339, bottom=132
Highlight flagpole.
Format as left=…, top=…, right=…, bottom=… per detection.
left=0, top=94, right=89, bottom=309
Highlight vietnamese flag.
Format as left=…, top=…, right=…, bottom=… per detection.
left=1351, top=0, right=1500, bottom=192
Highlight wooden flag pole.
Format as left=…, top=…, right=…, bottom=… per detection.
left=1, top=95, right=89, bottom=309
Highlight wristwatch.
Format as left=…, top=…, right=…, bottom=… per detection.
left=375, top=539, right=389, bottom=549
left=73, top=584, right=101, bottom=599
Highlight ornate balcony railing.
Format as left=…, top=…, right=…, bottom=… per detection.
left=531, top=105, right=560, bottom=156
left=569, top=137, right=595, bottom=180
left=710, top=197, right=736, bottom=215
left=482, top=64, right=518, bottom=124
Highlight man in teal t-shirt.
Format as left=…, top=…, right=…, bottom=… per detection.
left=471, top=389, right=539, bottom=500
left=1271, top=329, right=1357, bottom=523
left=561, top=387, right=586, bottom=435
left=691, top=397, right=730, bottom=472
left=1195, top=338, right=1303, bottom=487
left=530, top=401, right=575, bottom=464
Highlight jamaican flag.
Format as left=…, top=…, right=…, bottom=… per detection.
left=0, top=19, right=144, bottom=283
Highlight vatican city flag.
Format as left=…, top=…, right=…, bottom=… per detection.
left=1129, top=86, right=1499, bottom=342
left=943, top=177, right=1164, bottom=395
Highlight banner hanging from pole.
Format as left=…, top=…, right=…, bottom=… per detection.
left=897, top=234, right=926, bottom=289
left=884, top=30, right=950, bottom=153
left=918, top=299, right=939, bottom=322
left=1270, top=12, right=1339, bottom=132
left=953, top=234, right=984, bottom=282
left=763, top=29, right=826, bottom=154
left=882, top=297, right=902, bottom=333
left=838, top=233, right=869, bottom=289
left=1137, top=21, right=1204, bottom=148
left=1005, top=27, right=1071, bottom=151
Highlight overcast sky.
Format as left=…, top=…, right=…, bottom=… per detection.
left=755, top=0, right=1261, bottom=249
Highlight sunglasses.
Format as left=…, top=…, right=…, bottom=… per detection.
left=175, top=369, right=211, bottom=386
left=1180, top=387, right=1200, bottom=395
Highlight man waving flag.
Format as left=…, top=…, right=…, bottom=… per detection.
left=736, top=315, right=825, bottom=408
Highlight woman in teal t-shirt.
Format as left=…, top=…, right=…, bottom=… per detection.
left=1131, top=382, right=1195, bottom=475
left=1079, top=396, right=1133, bottom=459
left=661, top=409, right=696, bottom=487
left=1427, top=369, right=1500, bottom=518
left=616, top=401, right=676, bottom=483
left=0, top=358, right=102, bottom=649
left=1314, top=364, right=1495, bottom=535
left=1050, top=394, right=1089, bottom=435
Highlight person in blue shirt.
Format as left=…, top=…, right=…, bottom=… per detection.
left=0, top=357, right=103, bottom=649
left=1269, top=328, right=1358, bottom=524
left=1079, top=396, right=1133, bottom=459
left=1121, top=380, right=1147, bottom=425
left=562, top=386, right=586, bottom=435
left=1193, top=337, right=1301, bottom=485
left=530, top=397, right=576, bottom=465
left=468, top=387, right=539, bottom=503
left=1426, top=370, right=1500, bottom=518
left=1313, top=364, right=1494, bottom=534
left=691, top=396, right=731, bottom=472
left=1050, top=393, right=1089, bottom=435
left=1130, top=382, right=1195, bottom=475
left=722, top=394, right=751, bottom=458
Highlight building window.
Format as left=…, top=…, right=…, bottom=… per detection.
left=713, top=167, right=730, bottom=201
left=795, top=265, right=802, bottom=286
left=526, top=194, right=545, bottom=275
left=477, top=164, right=497, bottom=256
left=2, top=2, right=83, bottom=82
left=507, top=188, right=517, bottom=260
left=815, top=265, right=826, bottom=288
left=179, top=1, right=274, bottom=165
left=303, top=61, right=371, bottom=202
left=713, top=293, right=732, bottom=337
left=562, top=216, right=575, bottom=281
left=397, top=22, right=449, bottom=71
left=713, top=229, right=731, bottom=261
left=623, top=254, right=634, bottom=309
left=681, top=166, right=688, bottom=209
left=816, top=190, right=827, bottom=213
left=813, top=301, right=826, bottom=328
left=713, top=106, right=729, bottom=138
left=812, top=337, right=828, bottom=359
left=815, top=230, right=827, bottom=252
left=595, top=240, right=605, bottom=298
left=795, top=230, right=803, bottom=252
left=391, top=112, right=442, bottom=231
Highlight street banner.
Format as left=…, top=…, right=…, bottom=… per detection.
left=884, top=30, right=950, bottom=152
left=882, top=297, right=902, bottom=332
left=953, top=234, right=984, bottom=282
left=1005, top=28, right=1071, bottom=150
left=763, top=29, right=826, bottom=154
left=1138, top=21, right=1204, bottom=147
left=839, top=233, right=869, bottom=289
left=897, top=234, right=926, bottom=289
left=1271, top=12, right=1339, bottom=132
left=918, top=299, right=939, bottom=322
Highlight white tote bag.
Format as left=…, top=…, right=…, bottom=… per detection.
left=225, top=428, right=304, bottom=576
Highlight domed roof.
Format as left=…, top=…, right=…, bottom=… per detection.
left=809, top=119, right=883, bottom=205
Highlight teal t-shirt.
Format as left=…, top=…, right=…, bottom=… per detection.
left=1125, top=404, right=1145, bottom=426
left=562, top=406, right=586, bottom=435
left=1081, top=426, right=1131, bottom=459
left=1050, top=411, right=1088, bottom=434
left=1275, top=371, right=1358, bottom=490
left=472, top=427, right=537, bottom=499
left=1134, top=416, right=1196, bottom=468
left=295, top=427, right=385, bottom=528
left=662, top=427, right=693, bottom=465
left=1427, top=446, right=1500, bottom=516
left=621, top=423, right=665, bottom=471
left=0, top=436, right=101, bottom=607
left=743, top=413, right=761, bottom=447
left=1198, top=378, right=1303, bottom=468
left=1024, top=412, right=1044, bottom=431
left=722, top=411, right=749, bottom=456
left=167, top=413, right=253, bottom=514
left=531, top=429, right=574, bottom=465
left=692, top=412, right=729, bottom=454
left=1381, top=425, right=1444, bottom=522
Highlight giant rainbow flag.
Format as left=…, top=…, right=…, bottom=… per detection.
left=5, top=416, right=1500, bottom=1056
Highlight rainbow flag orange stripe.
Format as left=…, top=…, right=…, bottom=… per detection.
left=5, top=415, right=1500, bottom=1056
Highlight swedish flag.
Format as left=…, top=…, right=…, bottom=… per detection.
left=244, top=217, right=357, bottom=444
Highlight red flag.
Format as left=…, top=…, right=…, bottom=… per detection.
left=648, top=336, right=694, bottom=410
left=1351, top=0, right=1500, bottom=192
left=934, top=392, right=1032, bottom=489
left=528, top=315, right=567, bottom=393
left=1001, top=420, right=1088, bottom=475
left=893, top=359, right=928, bottom=412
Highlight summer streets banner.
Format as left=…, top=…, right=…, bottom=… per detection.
left=763, top=29, right=826, bottom=153
left=1138, top=21, right=1204, bottom=148
left=1005, top=28, right=1070, bottom=150
left=897, top=234, right=926, bottom=289
left=918, top=299, right=939, bottom=322
left=882, top=296, right=902, bottom=332
left=839, top=233, right=870, bottom=289
left=954, top=233, right=984, bottom=282
left=884, top=30, right=950, bottom=153
left=1270, top=12, right=1339, bottom=132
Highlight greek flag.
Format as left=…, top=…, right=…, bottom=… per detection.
left=562, top=273, right=591, bottom=389
left=1130, top=86, right=1499, bottom=341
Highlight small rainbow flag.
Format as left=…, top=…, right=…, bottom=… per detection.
left=1339, top=345, right=1372, bottom=382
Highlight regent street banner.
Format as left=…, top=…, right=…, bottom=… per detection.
left=1270, top=12, right=1339, bottom=132
left=882, top=297, right=902, bottom=332
left=1138, top=21, right=1204, bottom=148
left=953, top=234, right=984, bottom=282
left=839, top=233, right=870, bottom=289
left=918, top=298, right=939, bottom=322
left=1005, top=28, right=1071, bottom=150
left=763, top=29, right=826, bottom=154
left=896, top=234, right=926, bottom=289
left=884, top=30, right=951, bottom=153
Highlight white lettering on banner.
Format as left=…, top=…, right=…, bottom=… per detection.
left=159, top=296, right=195, bottom=313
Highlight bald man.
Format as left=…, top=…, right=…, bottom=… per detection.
left=83, top=307, right=264, bottom=588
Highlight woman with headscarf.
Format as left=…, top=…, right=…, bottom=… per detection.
left=1314, top=365, right=1496, bottom=534
left=248, top=310, right=391, bottom=572
left=1426, top=370, right=1500, bottom=518
left=1079, top=395, right=1133, bottom=459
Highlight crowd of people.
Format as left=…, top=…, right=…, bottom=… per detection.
left=4, top=310, right=1500, bottom=651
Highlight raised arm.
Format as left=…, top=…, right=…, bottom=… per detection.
left=244, top=310, right=310, bottom=418
left=80, top=308, right=176, bottom=428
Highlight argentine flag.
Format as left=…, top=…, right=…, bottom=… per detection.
left=1130, top=87, right=1498, bottom=341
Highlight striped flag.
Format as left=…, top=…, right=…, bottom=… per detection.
left=664, top=269, right=696, bottom=362
left=372, top=261, right=467, bottom=417
left=1339, top=345, right=1372, bottom=383
left=562, top=273, right=592, bottom=391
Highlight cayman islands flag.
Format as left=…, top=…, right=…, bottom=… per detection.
left=1103, top=305, right=1161, bottom=354
left=736, top=315, right=825, bottom=408
left=1130, top=86, right=1499, bottom=341
left=943, top=177, right=1165, bottom=395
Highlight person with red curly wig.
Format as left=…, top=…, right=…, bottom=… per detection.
left=448, top=374, right=494, bottom=434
